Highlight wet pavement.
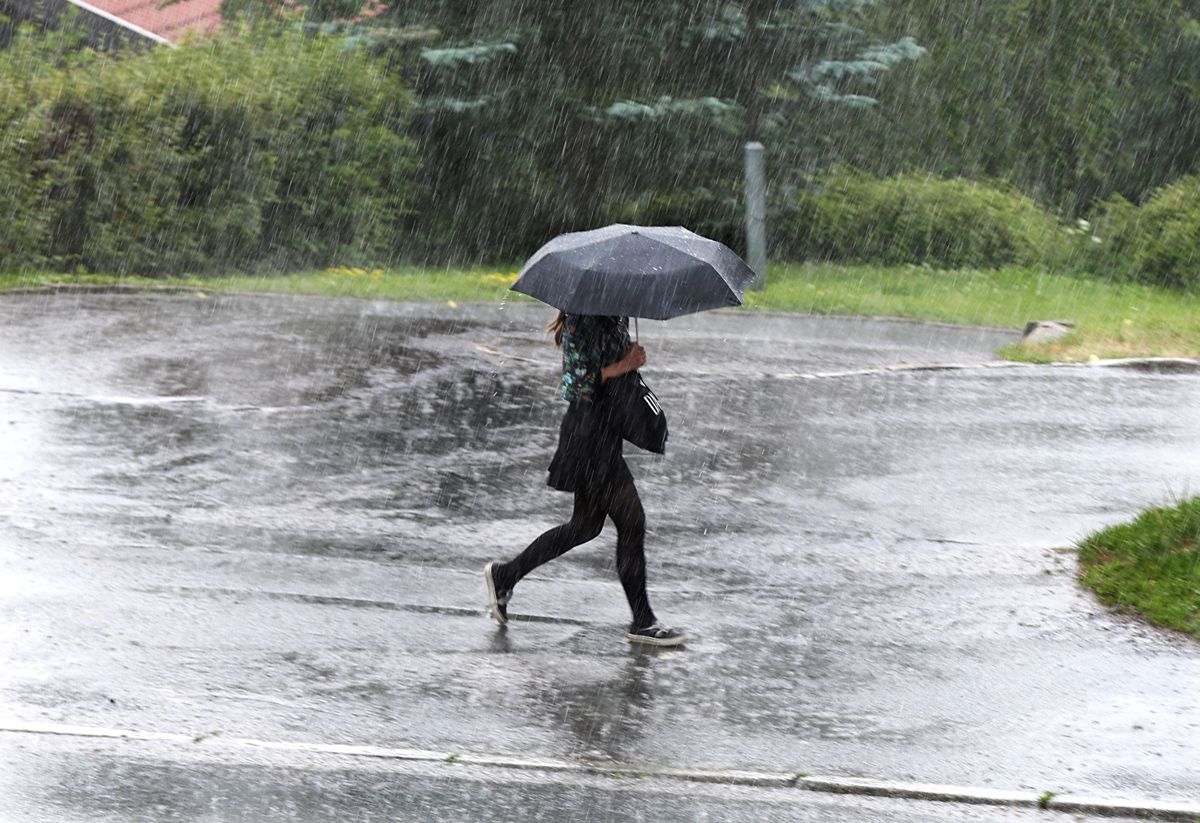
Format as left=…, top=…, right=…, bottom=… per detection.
left=2, top=292, right=1199, bottom=820
left=2, top=733, right=1161, bottom=823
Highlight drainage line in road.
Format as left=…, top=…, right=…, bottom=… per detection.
left=2, top=720, right=1196, bottom=821
left=140, top=585, right=593, bottom=626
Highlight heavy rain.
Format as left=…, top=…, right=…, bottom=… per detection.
left=1, top=2, right=1199, bottom=821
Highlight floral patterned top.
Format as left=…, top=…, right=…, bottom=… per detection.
left=560, top=314, right=631, bottom=404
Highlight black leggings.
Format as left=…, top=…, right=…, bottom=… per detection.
left=495, top=480, right=656, bottom=629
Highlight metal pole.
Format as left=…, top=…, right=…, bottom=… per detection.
left=744, top=141, right=767, bottom=291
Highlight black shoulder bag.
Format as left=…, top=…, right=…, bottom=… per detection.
left=605, top=371, right=668, bottom=454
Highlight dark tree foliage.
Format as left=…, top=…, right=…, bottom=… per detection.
left=843, top=0, right=1200, bottom=215
left=233, top=0, right=922, bottom=259
left=134, top=0, right=1200, bottom=276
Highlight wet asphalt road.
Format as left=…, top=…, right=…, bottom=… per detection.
left=1, top=292, right=1199, bottom=821
left=1, top=734, right=1162, bottom=823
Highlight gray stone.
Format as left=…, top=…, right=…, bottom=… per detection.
left=1021, top=320, right=1075, bottom=344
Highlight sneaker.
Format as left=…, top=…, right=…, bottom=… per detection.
left=483, top=562, right=511, bottom=625
left=626, top=623, right=687, bottom=647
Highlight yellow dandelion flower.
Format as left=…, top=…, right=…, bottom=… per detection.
left=447, top=300, right=459, bottom=308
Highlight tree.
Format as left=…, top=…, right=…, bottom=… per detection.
left=209, top=1, right=923, bottom=259
left=846, top=0, right=1198, bottom=214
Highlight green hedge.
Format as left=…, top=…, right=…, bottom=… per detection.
left=779, top=171, right=1065, bottom=269
left=0, top=24, right=419, bottom=276
left=0, top=95, right=50, bottom=273
left=1078, top=176, right=1200, bottom=290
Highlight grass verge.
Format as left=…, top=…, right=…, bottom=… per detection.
left=1077, top=496, right=1200, bottom=641
left=0, top=266, right=522, bottom=304
left=750, top=264, right=1200, bottom=361
left=3, top=263, right=1199, bottom=361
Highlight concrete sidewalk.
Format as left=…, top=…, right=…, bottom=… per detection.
left=1, top=293, right=1198, bottom=820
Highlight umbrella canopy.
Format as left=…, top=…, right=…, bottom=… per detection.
left=511, top=224, right=756, bottom=321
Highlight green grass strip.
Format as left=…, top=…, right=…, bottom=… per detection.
left=752, top=264, right=1200, bottom=361
left=1077, top=496, right=1200, bottom=640
left=0, top=267, right=523, bottom=304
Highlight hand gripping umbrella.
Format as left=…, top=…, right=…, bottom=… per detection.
left=510, top=224, right=757, bottom=334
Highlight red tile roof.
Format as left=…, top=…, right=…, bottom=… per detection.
left=79, top=0, right=223, bottom=42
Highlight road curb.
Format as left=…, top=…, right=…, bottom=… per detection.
left=1084, top=357, right=1200, bottom=374
left=795, top=777, right=1200, bottom=820
left=0, top=283, right=216, bottom=296
left=1047, top=794, right=1200, bottom=821
left=763, top=358, right=1200, bottom=380
left=796, top=775, right=1042, bottom=807
left=472, top=341, right=1200, bottom=381
left=3, top=720, right=1197, bottom=819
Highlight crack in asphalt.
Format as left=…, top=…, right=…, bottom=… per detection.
left=137, top=585, right=594, bottom=626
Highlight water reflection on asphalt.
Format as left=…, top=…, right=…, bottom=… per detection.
left=2, top=293, right=1200, bottom=820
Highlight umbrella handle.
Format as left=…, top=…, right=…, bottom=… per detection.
left=634, top=317, right=638, bottom=343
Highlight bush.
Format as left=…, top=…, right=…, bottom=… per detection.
left=0, top=99, right=51, bottom=272
left=778, top=171, right=1065, bottom=269
left=1077, top=495, right=1200, bottom=640
left=0, top=24, right=420, bottom=276
left=0, top=24, right=82, bottom=272
left=1081, top=176, right=1200, bottom=290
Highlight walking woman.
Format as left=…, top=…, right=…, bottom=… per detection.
left=484, top=312, right=686, bottom=647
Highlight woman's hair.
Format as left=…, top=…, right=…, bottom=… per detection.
left=546, top=310, right=566, bottom=347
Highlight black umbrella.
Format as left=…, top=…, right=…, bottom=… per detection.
left=511, top=224, right=756, bottom=321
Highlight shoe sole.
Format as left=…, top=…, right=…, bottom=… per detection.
left=626, top=632, right=687, bottom=648
left=483, top=562, right=507, bottom=626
